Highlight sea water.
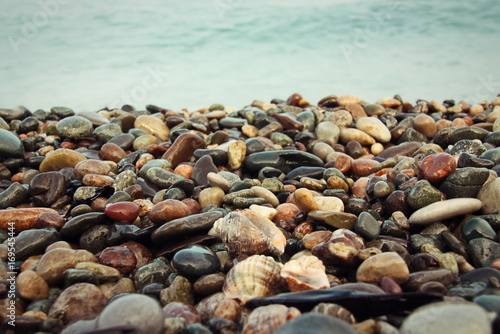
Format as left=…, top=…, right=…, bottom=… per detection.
left=0, top=0, right=499, bottom=111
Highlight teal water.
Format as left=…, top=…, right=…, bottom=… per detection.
left=0, top=0, right=499, bottom=111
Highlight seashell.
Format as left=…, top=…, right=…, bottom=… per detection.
left=210, top=210, right=286, bottom=257
left=243, top=304, right=301, bottom=334
left=310, top=303, right=356, bottom=324
left=280, top=255, right=330, bottom=292
left=223, top=255, right=284, bottom=305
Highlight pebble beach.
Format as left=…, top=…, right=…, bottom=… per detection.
left=1, top=93, right=500, bottom=334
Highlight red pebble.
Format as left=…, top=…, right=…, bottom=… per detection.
left=99, top=246, right=137, bottom=275
left=104, top=201, right=140, bottom=223
left=418, top=153, right=456, bottom=185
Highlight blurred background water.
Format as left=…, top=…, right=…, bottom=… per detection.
left=0, top=0, right=499, bottom=111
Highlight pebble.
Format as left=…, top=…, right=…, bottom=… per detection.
left=399, top=301, right=491, bottom=334
left=356, top=252, right=409, bottom=284
left=0, top=207, right=60, bottom=232
left=39, top=148, right=86, bottom=172
left=36, top=248, right=96, bottom=285
left=104, top=201, right=140, bottom=223
left=354, top=212, right=380, bottom=240
left=477, top=177, right=500, bottom=214
left=356, top=117, right=391, bottom=143
left=409, top=198, right=483, bottom=225
left=96, top=294, right=165, bottom=334
left=172, top=245, right=220, bottom=279
left=315, top=121, right=340, bottom=145
left=462, top=217, right=496, bottom=242
left=469, top=238, right=500, bottom=268
left=98, top=246, right=137, bottom=275
left=0, top=128, right=25, bottom=158
left=48, top=283, right=107, bottom=324
left=16, top=270, right=50, bottom=301
left=275, top=313, right=358, bottom=334
left=14, top=228, right=59, bottom=260
left=55, top=115, right=94, bottom=138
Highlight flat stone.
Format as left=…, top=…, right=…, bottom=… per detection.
left=308, top=211, right=357, bottom=230
left=409, top=198, right=483, bottom=225
left=439, top=167, right=490, bottom=199
left=15, top=228, right=59, bottom=260
left=16, top=270, right=50, bottom=301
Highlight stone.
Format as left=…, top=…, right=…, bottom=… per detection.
left=74, top=262, right=121, bottom=283
left=151, top=211, right=224, bottom=244
left=148, top=199, right=191, bottom=224
left=134, top=258, right=173, bottom=291
left=405, top=180, right=442, bottom=210
left=29, top=172, right=66, bottom=207
left=172, top=245, right=220, bottom=279
left=462, top=217, right=496, bottom=242
left=160, top=275, right=194, bottom=306
left=308, top=211, right=357, bottom=230
left=36, top=248, right=97, bottom=285
left=339, top=128, right=376, bottom=146
left=413, top=114, right=437, bottom=138
left=14, top=228, right=59, bottom=260
left=469, top=238, right=500, bottom=268
left=315, top=121, right=340, bottom=146
left=16, top=270, right=50, bottom=301
left=0, top=207, right=60, bottom=232
left=192, top=155, right=218, bottom=186
left=354, top=212, right=380, bottom=240
left=399, top=301, right=491, bottom=334
left=403, top=269, right=454, bottom=291
left=48, top=283, right=107, bottom=324
left=274, top=313, right=358, bottom=334
left=244, top=150, right=324, bottom=174
left=39, top=148, right=86, bottom=172
left=93, top=123, right=123, bottom=142
left=161, top=133, right=206, bottom=168
left=439, top=167, right=490, bottom=199
left=104, top=201, right=140, bottom=223
left=409, top=198, right=483, bottom=225
left=97, top=294, right=165, bottom=334
left=60, top=212, right=109, bottom=239
left=0, top=128, right=25, bottom=158
left=418, top=153, right=456, bottom=185
left=99, top=246, right=137, bottom=275
left=312, top=229, right=364, bottom=266
left=228, top=140, right=246, bottom=170
left=56, top=116, right=93, bottom=138
left=448, top=139, right=487, bottom=156
left=99, top=142, right=126, bottom=163
left=0, top=182, right=29, bottom=209
left=477, top=178, right=500, bottom=214
left=356, top=252, right=409, bottom=284
left=356, top=117, right=391, bottom=143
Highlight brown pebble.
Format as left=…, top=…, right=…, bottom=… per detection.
left=99, top=142, right=127, bottom=163
left=16, top=270, right=49, bottom=301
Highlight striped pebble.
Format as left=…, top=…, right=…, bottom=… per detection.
left=409, top=198, right=483, bottom=225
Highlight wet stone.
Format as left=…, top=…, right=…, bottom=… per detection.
left=134, top=258, right=173, bottom=291
left=469, top=238, right=500, bottom=268
left=79, top=225, right=110, bottom=254
left=0, top=128, right=25, bottom=158
left=60, top=212, right=109, bottom=239
left=274, top=313, right=357, bottom=334
left=160, top=275, right=194, bottom=306
left=99, top=246, right=137, bottom=275
left=409, top=198, right=483, bottom=225
left=481, top=147, right=500, bottom=165
left=194, top=149, right=228, bottom=166
left=93, top=123, right=123, bottom=142
left=56, top=116, right=93, bottom=138
left=405, top=180, right=442, bottom=210
left=63, top=269, right=100, bottom=287
left=439, top=167, right=490, bottom=199
left=462, top=217, right=496, bottom=242
left=172, top=245, right=220, bottom=279
left=354, top=212, right=380, bottom=241
left=0, top=182, right=29, bottom=209
left=15, top=228, right=59, bottom=260
left=447, top=139, right=487, bottom=156
left=192, top=155, right=218, bottom=186
left=243, top=150, right=324, bottom=174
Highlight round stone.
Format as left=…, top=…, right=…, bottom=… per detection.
left=99, top=246, right=137, bottom=275
left=97, top=294, right=165, bottom=334
left=0, top=128, right=25, bottom=158
left=56, top=116, right=93, bottom=138
left=93, top=123, right=123, bottom=142
left=16, top=270, right=50, bottom=301
left=405, top=180, right=442, bottom=210
left=274, top=313, right=357, bottom=334
left=39, top=148, right=86, bottom=172
left=356, top=252, right=409, bottom=284
left=399, top=301, right=491, bottom=334
left=104, top=201, right=140, bottom=223
left=172, top=245, right=220, bottom=279
left=418, top=153, right=456, bottom=185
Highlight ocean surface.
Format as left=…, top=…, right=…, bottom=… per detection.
left=0, top=0, right=499, bottom=112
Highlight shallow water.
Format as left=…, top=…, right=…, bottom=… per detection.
left=0, top=0, right=499, bottom=111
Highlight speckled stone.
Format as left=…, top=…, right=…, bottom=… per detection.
left=56, top=116, right=94, bottom=138
left=405, top=180, right=442, bottom=210
left=439, top=167, right=490, bottom=199
left=354, top=212, right=380, bottom=240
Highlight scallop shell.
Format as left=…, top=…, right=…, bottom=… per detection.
left=311, top=302, right=356, bottom=324
left=210, top=210, right=286, bottom=256
left=280, top=255, right=330, bottom=292
left=223, top=255, right=284, bottom=305
left=243, top=304, right=301, bottom=334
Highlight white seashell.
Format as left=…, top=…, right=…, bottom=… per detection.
left=243, top=304, right=301, bottom=334
left=281, top=255, right=330, bottom=292
left=223, top=255, right=284, bottom=305
left=210, top=210, right=286, bottom=256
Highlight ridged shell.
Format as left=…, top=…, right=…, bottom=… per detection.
left=243, top=304, right=301, bottom=334
left=210, top=210, right=286, bottom=256
left=223, top=255, right=284, bottom=305
left=311, top=302, right=356, bottom=324
left=280, top=255, right=330, bottom=292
